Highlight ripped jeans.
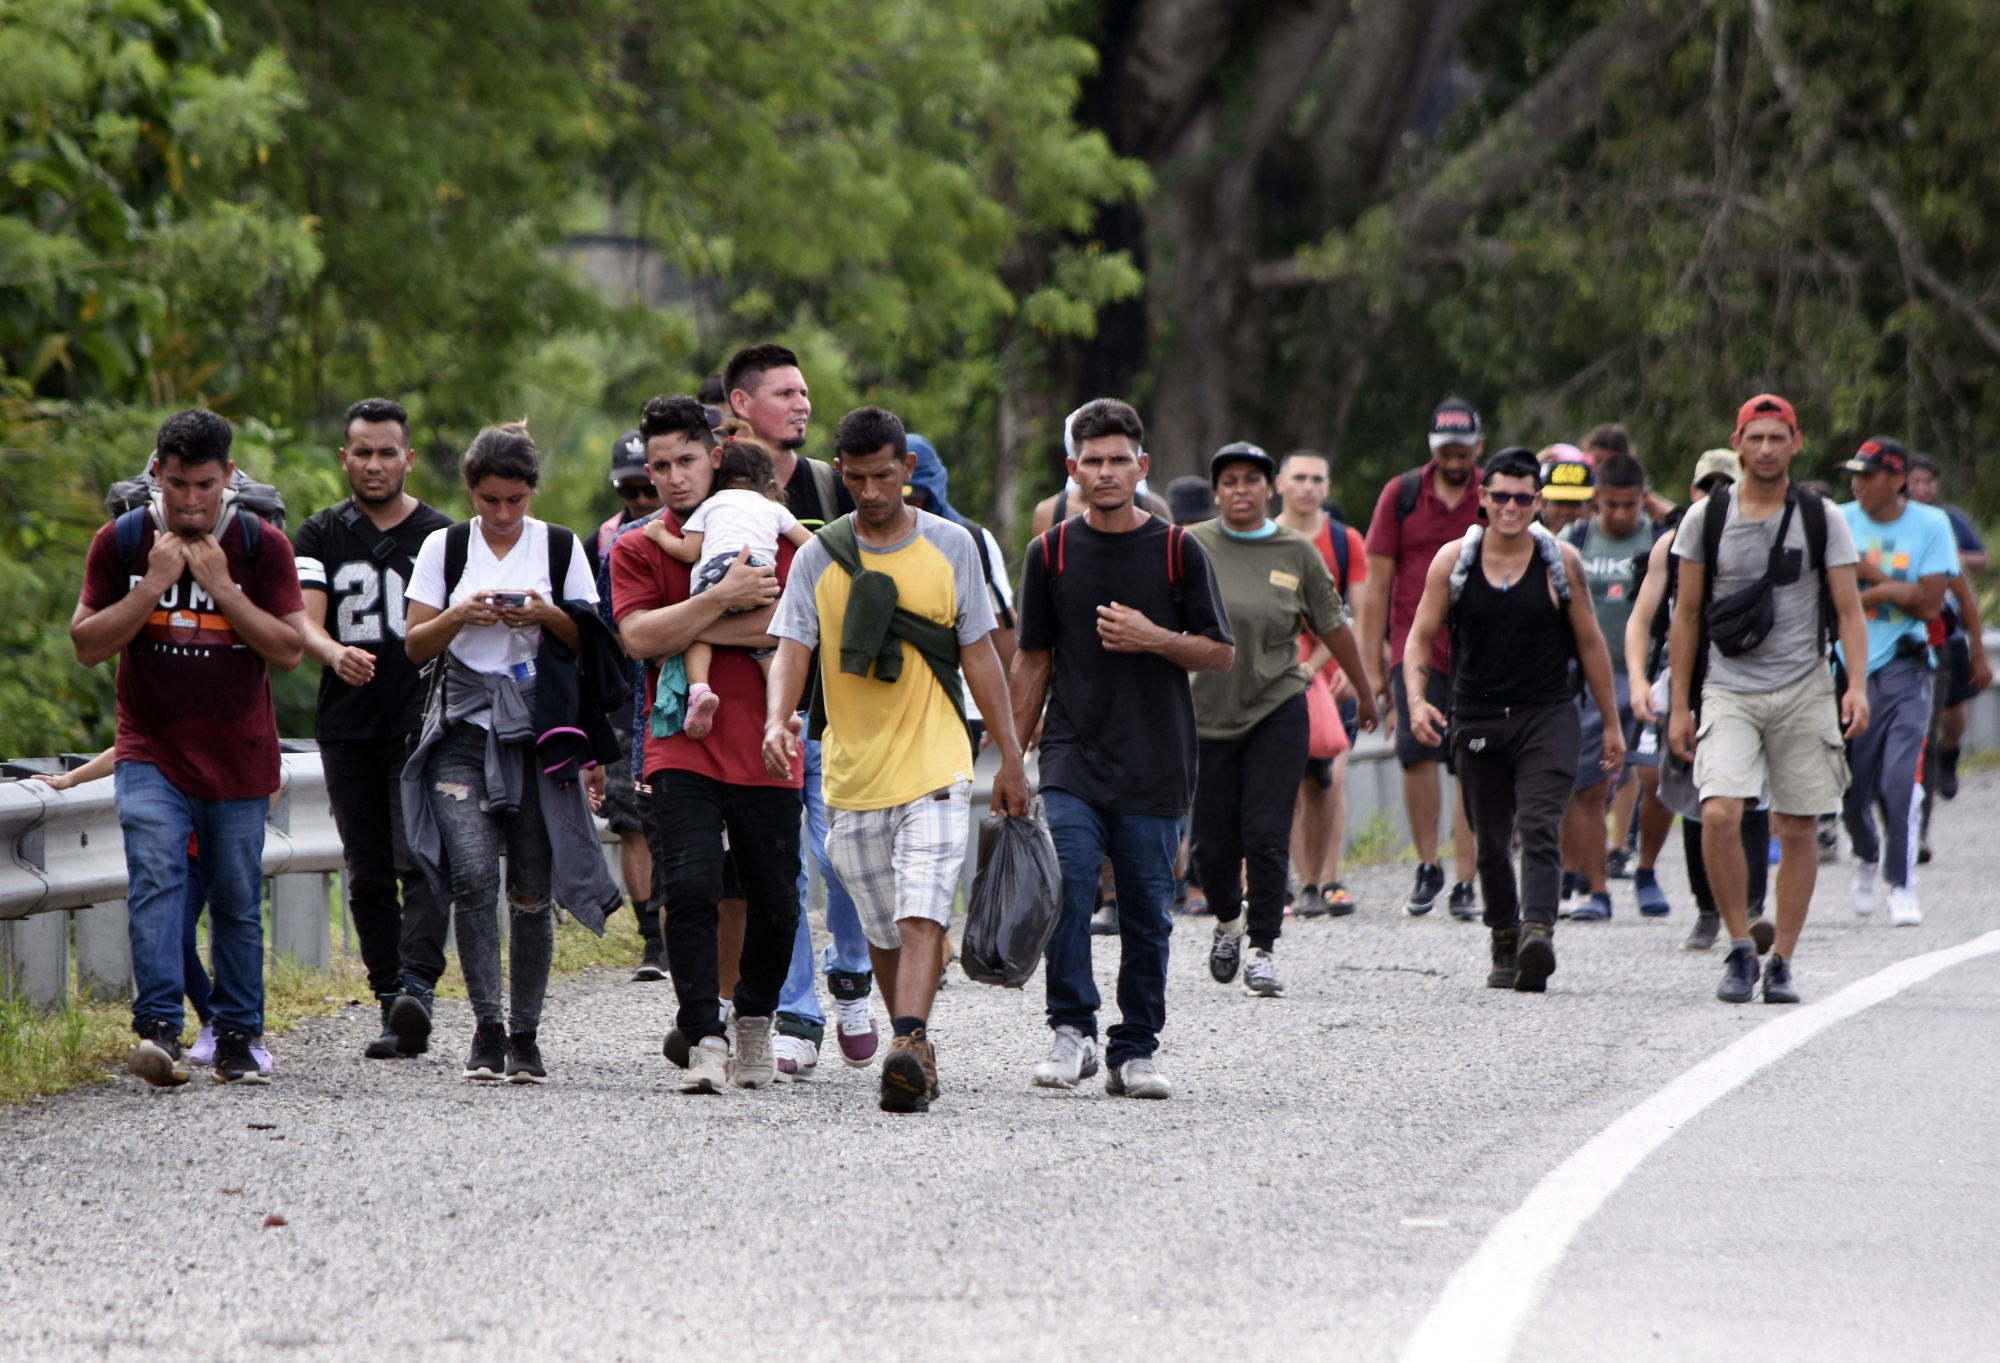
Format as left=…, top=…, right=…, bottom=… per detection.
left=426, top=723, right=554, bottom=1033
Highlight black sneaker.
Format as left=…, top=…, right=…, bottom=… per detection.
left=631, top=940, right=668, bottom=983
left=214, top=1029, right=269, bottom=1085
left=1717, top=944, right=1759, bottom=1004
left=1747, top=914, right=1775, bottom=956
left=662, top=1026, right=691, bottom=1069
left=389, top=983, right=434, bottom=1055
left=363, top=994, right=402, bottom=1060
left=1606, top=848, right=1633, bottom=880
left=464, top=1022, right=508, bottom=1081
left=1939, top=747, right=1960, bottom=800
left=505, top=1030, right=548, bottom=1083
left=1447, top=881, right=1479, bottom=921
left=1487, top=927, right=1519, bottom=989
left=1680, top=912, right=1721, bottom=952
left=1514, top=924, right=1556, bottom=993
left=1208, top=923, right=1244, bottom=983
left=1761, top=953, right=1800, bottom=1004
left=127, top=1020, right=191, bottom=1088
left=1405, top=863, right=1446, bottom=916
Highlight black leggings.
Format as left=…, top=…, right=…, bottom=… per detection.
left=1681, top=808, right=1769, bottom=918
left=1193, top=694, right=1311, bottom=950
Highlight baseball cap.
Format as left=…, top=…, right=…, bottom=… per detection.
left=607, top=429, right=646, bottom=484
left=1428, top=398, right=1482, bottom=451
left=1734, top=393, right=1797, bottom=436
left=1537, top=441, right=1591, bottom=466
left=1538, top=456, right=1596, bottom=502
left=1166, top=476, right=1215, bottom=524
left=1691, top=449, right=1741, bottom=489
left=1209, top=441, right=1276, bottom=486
left=1842, top=436, right=1909, bottom=477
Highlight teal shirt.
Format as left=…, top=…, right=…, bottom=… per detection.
left=1838, top=500, right=1959, bottom=675
left=1573, top=516, right=1654, bottom=673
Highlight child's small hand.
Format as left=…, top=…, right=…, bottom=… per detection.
left=644, top=520, right=675, bottom=549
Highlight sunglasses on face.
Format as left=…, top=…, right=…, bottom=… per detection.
left=1486, top=490, right=1537, bottom=507
left=618, top=481, right=657, bottom=500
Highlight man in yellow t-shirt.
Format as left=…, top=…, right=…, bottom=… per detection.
left=765, top=406, right=1029, bottom=1114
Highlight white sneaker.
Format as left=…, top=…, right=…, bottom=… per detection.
left=1887, top=886, right=1922, bottom=927
left=731, top=1015, right=776, bottom=1088
left=833, top=995, right=879, bottom=1067
left=1105, top=1056, right=1171, bottom=1100
left=772, top=1033, right=819, bottom=1083
left=1031, top=1024, right=1099, bottom=1089
left=1852, top=862, right=1879, bottom=917
left=1243, top=948, right=1284, bottom=997
left=720, top=999, right=737, bottom=1052
left=680, top=1036, right=728, bottom=1094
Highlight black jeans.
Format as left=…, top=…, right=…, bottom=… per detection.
left=1193, top=693, right=1311, bottom=950
left=647, top=772, right=802, bottom=1041
left=321, top=735, right=447, bottom=993
left=1682, top=807, right=1770, bottom=918
left=1453, top=702, right=1580, bottom=929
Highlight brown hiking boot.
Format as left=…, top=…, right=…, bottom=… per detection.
left=879, top=1028, right=937, bottom=1113
left=1487, top=925, right=1519, bottom=990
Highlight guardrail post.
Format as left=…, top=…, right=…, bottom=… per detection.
left=74, top=899, right=133, bottom=1002
left=271, top=873, right=331, bottom=972
left=2, top=912, right=71, bottom=1010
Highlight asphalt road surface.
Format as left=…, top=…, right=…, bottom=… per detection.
left=5, top=774, right=1998, bottom=1363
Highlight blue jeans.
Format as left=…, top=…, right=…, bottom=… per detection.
left=777, top=738, right=874, bottom=1040
left=115, top=761, right=267, bottom=1036
left=1041, top=789, right=1181, bottom=1068
left=181, top=856, right=214, bottom=1026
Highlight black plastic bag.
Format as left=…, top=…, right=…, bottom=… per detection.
left=961, top=798, right=1063, bottom=988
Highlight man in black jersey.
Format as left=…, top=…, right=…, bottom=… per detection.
left=1403, top=448, right=1623, bottom=995
left=294, top=398, right=454, bottom=1058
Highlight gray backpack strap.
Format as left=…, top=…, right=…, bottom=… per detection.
left=1528, top=521, right=1572, bottom=604
left=1447, top=525, right=1485, bottom=608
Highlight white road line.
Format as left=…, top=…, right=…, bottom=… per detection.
left=1400, top=929, right=2000, bottom=1363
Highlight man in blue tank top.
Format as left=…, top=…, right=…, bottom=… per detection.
left=1402, top=449, right=1625, bottom=995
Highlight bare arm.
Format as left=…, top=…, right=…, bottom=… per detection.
left=406, top=592, right=502, bottom=665
left=1827, top=564, right=1872, bottom=739
left=1953, top=574, right=1991, bottom=691
left=1860, top=572, right=1949, bottom=621
left=301, top=589, right=382, bottom=687
left=1359, top=552, right=1395, bottom=702
left=1624, top=535, right=1674, bottom=709
left=1008, top=647, right=1053, bottom=754
left=960, top=635, right=1029, bottom=815
left=645, top=521, right=703, bottom=564
left=1400, top=545, right=1458, bottom=746
left=185, top=535, right=303, bottom=671
left=782, top=523, right=814, bottom=549
left=1561, top=543, right=1625, bottom=772
left=617, top=549, right=779, bottom=659
left=1666, top=555, right=1706, bottom=761
left=30, top=748, right=116, bottom=791
left=760, top=638, right=816, bottom=778
left=1311, top=622, right=1380, bottom=731
left=70, top=533, right=189, bottom=668
left=1093, top=601, right=1233, bottom=672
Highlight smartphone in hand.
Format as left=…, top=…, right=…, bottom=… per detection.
left=487, top=590, right=530, bottom=609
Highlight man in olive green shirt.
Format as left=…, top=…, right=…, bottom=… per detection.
left=1188, top=442, right=1378, bottom=997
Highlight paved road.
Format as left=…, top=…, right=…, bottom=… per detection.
left=5, top=775, right=1998, bottom=1363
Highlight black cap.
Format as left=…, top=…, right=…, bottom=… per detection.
left=1209, top=441, right=1276, bottom=486
left=608, top=430, right=646, bottom=485
left=1842, top=436, right=1909, bottom=478
left=1166, top=476, right=1215, bottom=524
left=1428, top=398, right=1482, bottom=450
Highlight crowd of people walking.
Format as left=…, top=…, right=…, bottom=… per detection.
left=58, top=348, right=1988, bottom=1108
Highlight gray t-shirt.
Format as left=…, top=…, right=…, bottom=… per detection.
left=1672, top=490, right=1857, bottom=692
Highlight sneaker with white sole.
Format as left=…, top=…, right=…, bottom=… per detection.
left=1031, top=1025, right=1099, bottom=1089
left=214, top=1029, right=270, bottom=1085
left=128, top=1021, right=191, bottom=1088
left=1406, top=862, right=1446, bottom=916
left=1887, top=886, right=1922, bottom=927
left=1209, top=920, right=1245, bottom=983
left=1105, top=1056, right=1171, bottom=1100
left=187, top=1024, right=217, bottom=1067
left=773, top=1033, right=819, bottom=1082
left=1853, top=862, right=1879, bottom=916
left=1242, top=948, right=1283, bottom=997
left=504, top=1031, right=546, bottom=1084
left=833, top=996, right=879, bottom=1067
left=731, top=1015, right=777, bottom=1088
left=681, top=1035, right=729, bottom=1094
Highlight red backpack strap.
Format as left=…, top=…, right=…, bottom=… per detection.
left=1041, top=518, right=1067, bottom=583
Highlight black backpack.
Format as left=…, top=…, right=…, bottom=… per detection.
left=1687, top=484, right=1832, bottom=709
left=105, top=457, right=287, bottom=576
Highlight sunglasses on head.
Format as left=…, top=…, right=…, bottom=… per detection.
left=1486, top=490, right=1537, bottom=506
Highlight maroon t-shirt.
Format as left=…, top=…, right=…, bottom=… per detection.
left=80, top=514, right=306, bottom=800
left=1363, top=462, right=1484, bottom=674
left=609, top=510, right=803, bottom=790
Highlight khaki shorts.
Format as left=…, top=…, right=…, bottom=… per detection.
left=826, top=780, right=971, bottom=950
left=1694, top=666, right=1848, bottom=816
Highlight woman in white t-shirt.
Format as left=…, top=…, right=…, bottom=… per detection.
left=404, top=423, right=599, bottom=1085
left=642, top=425, right=811, bottom=738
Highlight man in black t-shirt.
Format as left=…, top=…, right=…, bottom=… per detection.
left=294, top=397, right=454, bottom=1060
left=1011, top=398, right=1235, bottom=1101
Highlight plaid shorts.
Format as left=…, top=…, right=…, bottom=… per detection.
left=826, top=780, right=971, bottom=950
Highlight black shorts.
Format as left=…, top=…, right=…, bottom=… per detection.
left=1392, top=667, right=1454, bottom=771
left=1945, top=633, right=1977, bottom=707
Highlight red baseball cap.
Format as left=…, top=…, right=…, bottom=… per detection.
left=1734, top=393, right=1797, bottom=436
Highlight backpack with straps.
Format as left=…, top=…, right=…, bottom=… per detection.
left=959, top=516, right=1016, bottom=630
left=1685, top=483, right=1833, bottom=716
left=1446, top=522, right=1580, bottom=691
left=1038, top=514, right=1188, bottom=603
left=1318, top=515, right=1352, bottom=595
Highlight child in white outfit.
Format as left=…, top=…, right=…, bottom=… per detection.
left=645, top=432, right=812, bottom=739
